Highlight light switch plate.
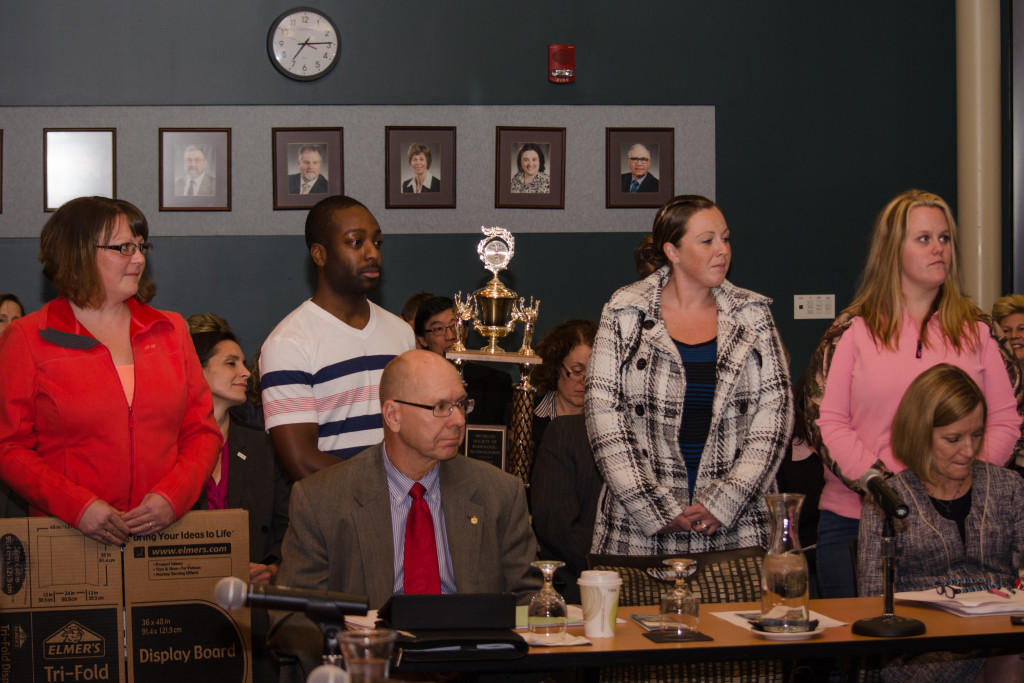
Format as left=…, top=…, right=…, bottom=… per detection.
left=794, top=294, right=835, bottom=320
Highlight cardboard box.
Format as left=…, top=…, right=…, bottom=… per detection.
left=0, top=510, right=251, bottom=683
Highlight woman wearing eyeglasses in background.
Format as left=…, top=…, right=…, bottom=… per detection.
left=530, top=319, right=598, bottom=449
left=0, top=197, right=221, bottom=545
left=586, top=195, right=793, bottom=555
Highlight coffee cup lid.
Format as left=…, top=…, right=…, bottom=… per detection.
left=578, top=570, right=622, bottom=585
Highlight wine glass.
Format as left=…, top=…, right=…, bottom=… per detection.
left=528, top=560, right=568, bottom=640
left=659, top=558, right=699, bottom=635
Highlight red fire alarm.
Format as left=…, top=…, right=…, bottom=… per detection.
left=548, top=44, right=575, bottom=83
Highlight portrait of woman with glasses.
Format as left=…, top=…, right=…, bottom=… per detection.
left=586, top=195, right=793, bottom=555
left=0, top=196, right=221, bottom=546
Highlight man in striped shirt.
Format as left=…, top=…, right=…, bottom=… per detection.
left=260, top=196, right=415, bottom=481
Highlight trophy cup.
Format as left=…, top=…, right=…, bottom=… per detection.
left=447, top=227, right=543, bottom=485
left=473, top=228, right=525, bottom=354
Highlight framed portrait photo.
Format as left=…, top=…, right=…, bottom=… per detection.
left=44, top=128, right=116, bottom=212
left=159, top=128, right=231, bottom=211
left=272, top=127, right=344, bottom=210
left=606, top=127, right=674, bottom=208
left=495, top=126, right=565, bottom=209
left=385, top=126, right=455, bottom=209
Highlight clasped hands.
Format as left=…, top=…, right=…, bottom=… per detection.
left=658, top=502, right=721, bottom=536
left=77, top=493, right=175, bottom=546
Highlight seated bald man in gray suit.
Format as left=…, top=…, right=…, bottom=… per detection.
left=270, top=350, right=539, bottom=675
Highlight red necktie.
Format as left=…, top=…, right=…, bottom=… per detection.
left=403, top=482, right=441, bottom=594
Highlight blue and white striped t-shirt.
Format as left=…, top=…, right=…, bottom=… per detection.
left=260, top=299, right=415, bottom=460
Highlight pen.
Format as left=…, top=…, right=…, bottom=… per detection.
left=988, top=588, right=1010, bottom=599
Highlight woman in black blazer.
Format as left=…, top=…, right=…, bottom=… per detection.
left=190, top=325, right=291, bottom=683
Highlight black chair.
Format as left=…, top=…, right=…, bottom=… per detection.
left=588, top=546, right=784, bottom=683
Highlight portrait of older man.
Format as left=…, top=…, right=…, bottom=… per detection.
left=288, top=144, right=329, bottom=195
left=620, top=143, right=659, bottom=193
left=174, top=145, right=216, bottom=196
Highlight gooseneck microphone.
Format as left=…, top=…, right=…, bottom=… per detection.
left=214, top=576, right=368, bottom=621
left=858, top=468, right=909, bottom=519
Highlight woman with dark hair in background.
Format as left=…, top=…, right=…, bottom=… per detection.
left=806, top=189, right=1022, bottom=599
left=859, top=364, right=1024, bottom=681
left=531, top=319, right=598, bottom=448
left=0, top=197, right=221, bottom=544
left=586, top=195, right=793, bottom=555
left=190, top=325, right=290, bottom=683
left=0, top=294, right=24, bottom=337
left=510, top=142, right=550, bottom=194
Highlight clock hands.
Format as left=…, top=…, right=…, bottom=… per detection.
left=293, top=37, right=333, bottom=58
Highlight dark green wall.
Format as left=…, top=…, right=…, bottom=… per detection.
left=0, top=1, right=958, bottom=371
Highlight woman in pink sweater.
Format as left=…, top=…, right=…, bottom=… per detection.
left=804, top=189, right=1023, bottom=598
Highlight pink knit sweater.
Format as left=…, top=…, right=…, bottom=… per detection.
left=817, top=314, right=1021, bottom=519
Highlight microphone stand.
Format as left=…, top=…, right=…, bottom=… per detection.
left=305, top=598, right=368, bottom=680
left=852, top=513, right=925, bottom=637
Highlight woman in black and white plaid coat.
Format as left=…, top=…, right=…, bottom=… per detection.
left=585, top=195, right=793, bottom=555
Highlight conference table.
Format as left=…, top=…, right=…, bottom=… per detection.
left=392, top=596, right=1024, bottom=676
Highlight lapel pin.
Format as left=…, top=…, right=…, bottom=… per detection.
left=236, top=451, right=247, bottom=461
left=470, top=516, right=479, bottom=525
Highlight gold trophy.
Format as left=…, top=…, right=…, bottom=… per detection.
left=447, top=227, right=542, bottom=484
left=471, top=227, right=536, bottom=354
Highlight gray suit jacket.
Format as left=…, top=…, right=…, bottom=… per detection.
left=271, top=444, right=539, bottom=674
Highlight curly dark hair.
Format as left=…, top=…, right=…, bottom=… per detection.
left=533, top=319, right=598, bottom=394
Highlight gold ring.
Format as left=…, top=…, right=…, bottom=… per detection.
left=149, top=522, right=154, bottom=530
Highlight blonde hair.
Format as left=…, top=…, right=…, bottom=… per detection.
left=845, top=189, right=980, bottom=352
left=992, top=294, right=1024, bottom=325
left=890, top=364, right=986, bottom=484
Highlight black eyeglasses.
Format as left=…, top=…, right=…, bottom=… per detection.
left=426, top=321, right=459, bottom=337
left=96, top=242, right=153, bottom=256
left=393, top=398, right=475, bottom=417
left=627, top=157, right=650, bottom=164
left=561, top=363, right=586, bottom=381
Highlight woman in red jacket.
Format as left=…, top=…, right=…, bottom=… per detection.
left=0, top=197, right=221, bottom=545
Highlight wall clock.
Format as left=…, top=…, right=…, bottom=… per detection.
left=267, top=7, right=340, bottom=81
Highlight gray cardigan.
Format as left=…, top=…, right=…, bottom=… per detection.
left=857, top=461, right=1024, bottom=681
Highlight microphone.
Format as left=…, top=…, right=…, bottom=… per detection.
left=858, top=469, right=909, bottom=519
left=214, top=577, right=369, bottom=621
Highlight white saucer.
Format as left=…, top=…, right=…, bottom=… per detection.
left=751, top=625, right=825, bottom=641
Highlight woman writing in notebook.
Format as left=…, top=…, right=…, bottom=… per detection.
left=858, top=364, right=1024, bottom=682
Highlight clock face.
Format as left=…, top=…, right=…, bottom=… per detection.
left=268, top=7, right=340, bottom=81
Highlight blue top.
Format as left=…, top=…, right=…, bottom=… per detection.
left=674, top=337, right=717, bottom=500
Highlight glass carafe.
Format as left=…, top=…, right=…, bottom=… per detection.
left=760, top=493, right=809, bottom=632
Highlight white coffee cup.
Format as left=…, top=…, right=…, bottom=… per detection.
left=578, top=570, right=622, bottom=638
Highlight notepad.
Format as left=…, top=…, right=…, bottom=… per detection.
left=895, top=588, right=1024, bottom=616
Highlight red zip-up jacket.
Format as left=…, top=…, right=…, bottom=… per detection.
left=0, top=297, right=221, bottom=527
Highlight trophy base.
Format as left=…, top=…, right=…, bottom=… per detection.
left=447, top=349, right=542, bottom=365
